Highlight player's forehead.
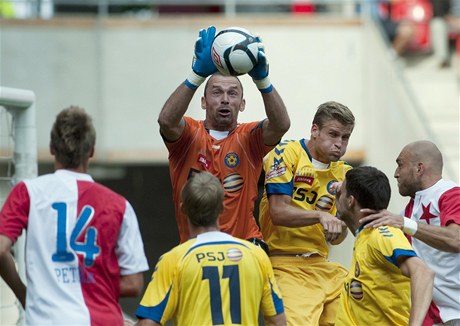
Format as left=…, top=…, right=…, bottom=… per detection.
left=320, top=119, right=353, bottom=134
left=396, top=148, right=410, bottom=165
left=208, top=75, right=242, bottom=91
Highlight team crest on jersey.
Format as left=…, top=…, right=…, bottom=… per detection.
left=355, top=262, right=360, bottom=277
left=224, top=152, right=240, bottom=168
left=350, top=279, right=363, bottom=300
left=315, top=195, right=334, bottom=211
left=197, top=153, right=211, bottom=169
left=227, top=248, right=243, bottom=262
left=326, top=180, right=338, bottom=195
left=223, top=173, right=244, bottom=193
left=266, top=164, right=286, bottom=180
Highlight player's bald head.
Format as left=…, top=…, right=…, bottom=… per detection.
left=402, top=140, right=443, bottom=175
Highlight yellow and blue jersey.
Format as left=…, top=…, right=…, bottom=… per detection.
left=336, top=226, right=417, bottom=326
left=259, top=139, right=351, bottom=256
left=136, top=231, right=284, bottom=325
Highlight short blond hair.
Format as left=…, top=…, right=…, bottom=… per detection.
left=181, top=172, right=224, bottom=227
left=313, top=101, right=355, bottom=129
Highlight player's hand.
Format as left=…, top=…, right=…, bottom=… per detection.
left=248, top=39, right=272, bottom=92
left=248, top=41, right=269, bottom=80
left=328, top=181, right=342, bottom=195
left=192, top=26, right=218, bottom=77
left=359, top=209, right=404, bottom=229
left=319, top=212, right=346, bottom=242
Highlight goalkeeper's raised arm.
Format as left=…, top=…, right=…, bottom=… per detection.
left=157, top=25, right=290, bottom=249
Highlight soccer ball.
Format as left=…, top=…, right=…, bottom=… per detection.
left=211, top=27, right=259, bottom=76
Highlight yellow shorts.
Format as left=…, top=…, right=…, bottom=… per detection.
left=270, top=255, right=348, bottom=326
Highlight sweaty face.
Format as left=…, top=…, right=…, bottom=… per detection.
left=394, top=149, right=420, bottom=197
left=312, top=120, right=353, bottom=163
left=202, top=75, right=245, bottom=131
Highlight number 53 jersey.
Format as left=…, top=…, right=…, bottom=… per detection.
left=259, top=139, right=351, bottom=256
left=136, top=231, right=284, bottom=325
left=0, top=169, right=149, bottom=326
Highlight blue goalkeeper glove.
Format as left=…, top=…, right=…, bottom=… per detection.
left=248, top=40, right=272, bottom=93
left=185, top=26, right=218, bottom=90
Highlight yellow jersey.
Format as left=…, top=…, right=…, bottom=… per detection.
left=136, top=231, right=284, bottom=325
left=259, top=139, right=351, bottom=256
left=336, top=226, right=417, bottom=325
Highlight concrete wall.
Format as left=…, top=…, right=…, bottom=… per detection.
left=1, top=16, right=367, bottom=163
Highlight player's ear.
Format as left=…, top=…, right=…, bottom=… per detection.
left=49, top=143, right=55, bottom=155
left=416, top=163, right=423, bottom=174
left=89, top=146, right=95, bottom=158
left=311, top=124, right=319, bottom=138
left=239, top=99, right=246, bottom=112
left=348, top=195, right=356, bottom=209
left=201, top=96, right=206, bottom=110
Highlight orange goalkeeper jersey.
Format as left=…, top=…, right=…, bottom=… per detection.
left=165, top=116, right=273, bottom=243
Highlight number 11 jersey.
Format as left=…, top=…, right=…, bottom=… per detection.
left=136, top=231, right=284, bottom=325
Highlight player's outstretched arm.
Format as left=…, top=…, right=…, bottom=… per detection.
left=398, top=256, right=434, bottom=326
left=248, top=43, right=290, bottom=146
left=360, top=209, right=460, bottom=252
left=120, top=272, right=144, bottom=297
left=264, top=312, right=287, bottom=326
left=158, top=26, right=217, bottom=142
left=0, top=234, right=26, bottom=308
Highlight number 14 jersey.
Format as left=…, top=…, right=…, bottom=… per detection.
left=0, top=169, right=149, bottom=326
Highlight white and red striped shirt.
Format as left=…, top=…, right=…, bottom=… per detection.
left=0, top=170, right=149, bottom=326
left=403, top=179, right=460, bottom=324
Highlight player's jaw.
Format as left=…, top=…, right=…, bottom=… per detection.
left=329, top=147, right=345, bottom=162
left=207, top=107, right=238, bottom=130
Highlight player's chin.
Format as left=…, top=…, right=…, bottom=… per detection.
left=216, top=116, right=234, bottom=128
left=329, top=153, right=342, bottom=162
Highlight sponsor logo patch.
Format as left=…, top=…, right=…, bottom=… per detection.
left=266, top=165, right=286, bottom=180
left=315, top=195, right=334, bottom=211
left=350, top=279, right=363, bottom=300
left=197, top=154, right=211, bottom=169
left=227, top=248, right=243, bottom=262
left=223, top=173, right=244, bottom=193
left=294, top=175, right=314, bottom=185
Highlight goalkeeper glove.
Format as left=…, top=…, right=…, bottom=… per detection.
left=248, top=41, right=272, bottom=93
left=185, top=26, right=218, bottom=90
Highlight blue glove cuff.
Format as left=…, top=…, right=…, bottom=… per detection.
left=260, top=85, right=273, bottom=93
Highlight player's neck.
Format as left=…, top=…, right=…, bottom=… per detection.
left=189, top=225, right=220, bottom=237
left=54, top=161, right=88, bottom=173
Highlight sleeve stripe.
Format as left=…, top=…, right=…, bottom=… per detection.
left=135, top=285, right=172, bottom=323
left=384, top=249, right=417, bottom=267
